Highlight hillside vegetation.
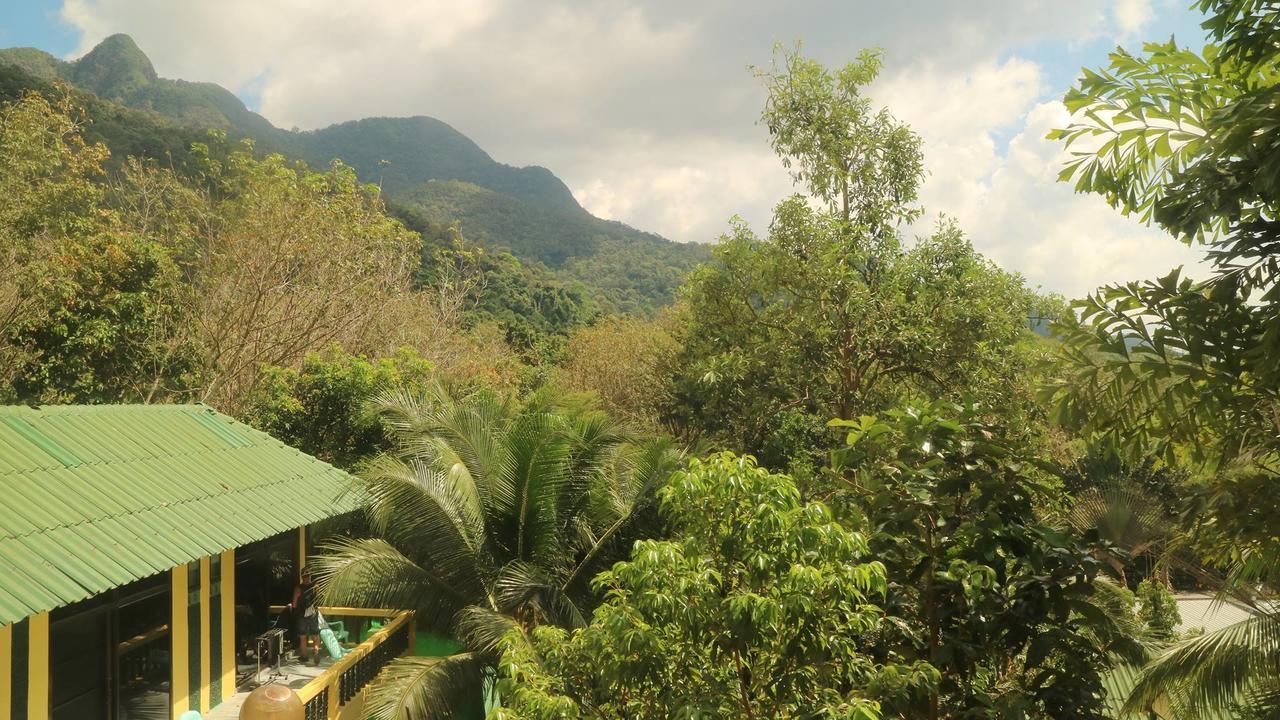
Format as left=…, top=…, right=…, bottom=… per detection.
left=0, top=34, right=706, bottom=317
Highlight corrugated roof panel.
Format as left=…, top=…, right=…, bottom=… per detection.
left=0, top=404, right=361, bottom=625
left=0, top=578, right=34, bottom=623
left=0, top=538, right=84, bottom=606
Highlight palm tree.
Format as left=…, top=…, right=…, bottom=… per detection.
left=1062, top=455, right=1280, bottom=717
left=311, top=385, right=683, bottom=719
left=1061, top=451, right=1189, bottom=586
left=1123, top=595, right=1280, bottom=718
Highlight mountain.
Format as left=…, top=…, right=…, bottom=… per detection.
left=0, top=35, right=706, bottom=315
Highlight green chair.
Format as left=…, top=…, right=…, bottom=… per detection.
left=325, top=619, right=349, bottom=644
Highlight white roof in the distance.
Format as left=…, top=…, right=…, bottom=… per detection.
left=1174, top=592, right=1256, bottom=635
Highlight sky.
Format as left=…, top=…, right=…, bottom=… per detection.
left=2, top=0, right=1214, bottom=299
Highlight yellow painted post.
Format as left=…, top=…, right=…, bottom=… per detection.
left=27, top=613, right=48, bottom=720
left=171, top=564, right=190, bottom=719
left=221, top=549, right=236, bottom=702
left=0, top=623, right=12, bottom=720
left=200, top=556, right=211, bottom=714
left=298, top=525, right=307, bottom=580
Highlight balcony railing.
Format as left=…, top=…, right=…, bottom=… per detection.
left=266, top=605, right=414, bottom=720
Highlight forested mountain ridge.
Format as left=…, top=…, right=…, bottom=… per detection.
left=0, top=34, right=706, bottom=315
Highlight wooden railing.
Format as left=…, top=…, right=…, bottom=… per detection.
left=266, top=606, right=415, bottom=720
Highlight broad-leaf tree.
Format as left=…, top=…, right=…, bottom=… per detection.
left=0, top=93, right=197, bottom=402
left=244, top=346, right=437, bottom=468
left=489, top=453, right=934, bottom=720
left=830, top=402, right=1143, bottom=719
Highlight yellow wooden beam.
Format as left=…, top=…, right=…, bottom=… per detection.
left=0, top=623, right=12, bottom=720
left=267, top=605, right=403, bottom=618
left=298, top=525, right=307, bottom=580
left=200, top=556, right=211, bottom=714
left=221, top=549, right=236, bottom=703
left=171, top=564, right=190, bottom=719
left=27, top=613, right=48, bottom=720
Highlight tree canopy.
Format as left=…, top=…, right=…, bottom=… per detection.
left=490, top=453, right=926, bottom=720
left=673, top=48, right=1053, bottom=471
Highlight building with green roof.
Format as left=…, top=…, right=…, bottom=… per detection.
left=0, top=404, right=365, bottom=720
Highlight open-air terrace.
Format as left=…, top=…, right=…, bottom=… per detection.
left=207, top=607, right=413, bottom=720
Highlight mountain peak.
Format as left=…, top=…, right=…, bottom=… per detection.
left=71, top=33, right=157, bottom=97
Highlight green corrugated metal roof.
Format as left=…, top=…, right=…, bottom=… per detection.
left=0, top=404, right=361, bottom=626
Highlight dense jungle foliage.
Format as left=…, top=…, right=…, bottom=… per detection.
left=2, top=1, right=1279, bottom=718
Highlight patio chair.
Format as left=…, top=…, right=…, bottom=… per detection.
left=325, top=619, right=349, bottom=644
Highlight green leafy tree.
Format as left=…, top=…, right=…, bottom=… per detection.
left=8, top=230, right=198, bottom=403
left=830, top=402, right=1142, bottom=719
left=1044, top=3, right=1280, bottom=474
left=0, top=93, right=198, bottom=402
left=0, top=91, right=106, bottom=391
left=489, top=453, right=935, bottom=720
left=312, top=387, right=684, bottom=719
left=244, top=347, right=436, bottom=468
left=1045, top=2, right=1280, bottom=714
left=674, top=49, right=1049, bottom=470
left=1135, top=578, right=1182, bottom=642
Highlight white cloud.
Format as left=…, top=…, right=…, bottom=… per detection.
left=1116, top=0, right=1155, bottom=35
left=52, top=0, right=1207, bottom=298
left=881, top=65, right=1207, bottom=298
left=573, top=137, right=791, bottom=241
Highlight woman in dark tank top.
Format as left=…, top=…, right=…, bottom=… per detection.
left=291, top=569, right=322, bottom=664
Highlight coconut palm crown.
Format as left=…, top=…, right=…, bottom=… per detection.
left=311, top=385, right=683, bottom=719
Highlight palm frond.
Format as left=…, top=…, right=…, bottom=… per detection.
left=506, top=412, right=573, bottom=564
left=412, top=399, right=515, bottom=515
left=367, top=385, right=447, bottom=444
left=560, top=437, right=683, bottom=594
left=496, top=560, right=587, bottom=629
left=1066, top=478, right=1168, bottom=552
left=1087, top=577, right=1158, bottom=665
left=363, top=653, right=486, bottom=720
left=312, top=537, right=468, bottom=624
left=1124, top=609, right=1280, bottom=716
left=453, top=606, right=518, bottom=655
left=1239, top=676, right=1280, bottom=719
left=360, top=454, right=486, bottom=570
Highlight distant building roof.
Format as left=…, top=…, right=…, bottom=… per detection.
left=1174, top=592, right=1256, bottom=635
left=0, top=404, right=360, bottom=625
left=1103, top=594, right=1258, bottom=719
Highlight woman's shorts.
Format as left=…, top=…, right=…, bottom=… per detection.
left=296, top=611, right=320, bottom=635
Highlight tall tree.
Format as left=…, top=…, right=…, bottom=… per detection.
left=0, top=93, right=197, bottom=402
left=244, top=347, right=436, bottom=468
left=674, top=48, right=1049, bottom=470
left=830, top=402, right=1143, bottom=719
left=185, top=141, right=423, bottom=412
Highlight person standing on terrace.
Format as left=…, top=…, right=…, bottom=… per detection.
left=289, top=569, right=322, bottom=665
